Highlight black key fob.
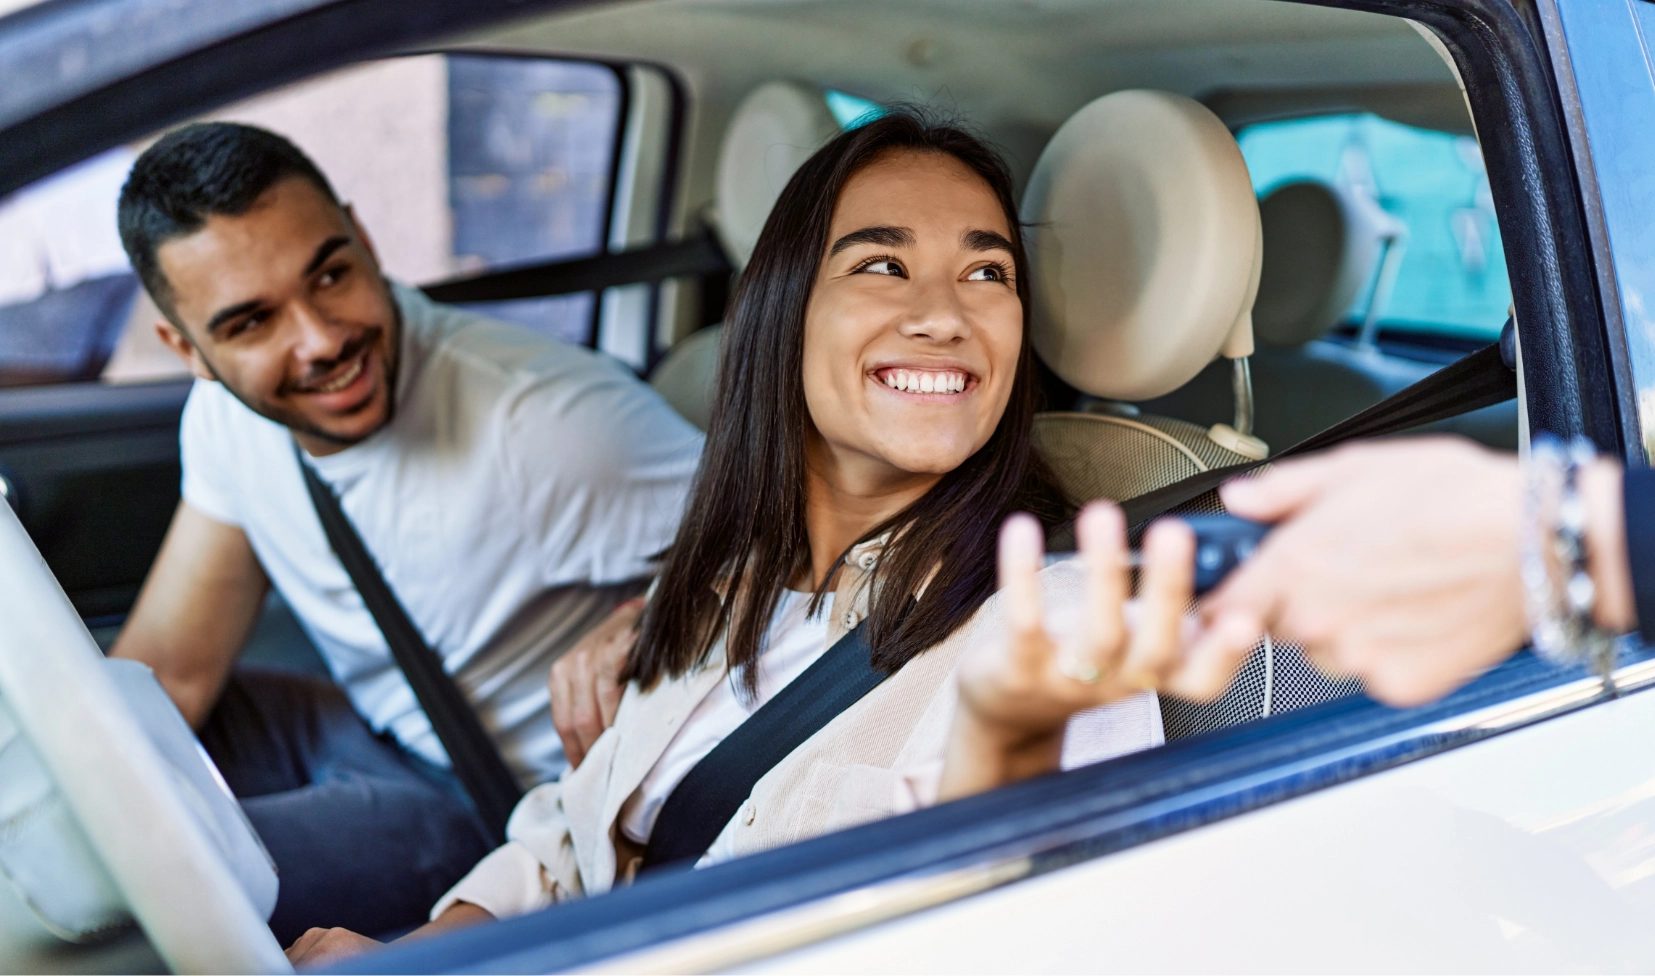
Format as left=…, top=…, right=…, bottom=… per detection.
left=1043, top=514, right=1271, bottom=596
left=1182, top=514, right=1271, bottom=596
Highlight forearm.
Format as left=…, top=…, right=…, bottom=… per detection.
left=1583, top=459, right=1636, bottom=633
left=110, top=615, right=243, bottom=728
left=110, top=503, right=269, bottom=728
left=400, top=901, right=494, bottom=942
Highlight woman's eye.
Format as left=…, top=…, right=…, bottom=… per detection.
left=967, top=264, right=1008, bottom=282
left=858, top=259, right=905, bottom=277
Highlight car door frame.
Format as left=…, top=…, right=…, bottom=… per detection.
left=0, top=0, right=1639, bottom=970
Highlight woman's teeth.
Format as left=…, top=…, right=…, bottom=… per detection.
left=882, top=369, right=968, bottom=394
left=315, top=356, right=364, bottom=394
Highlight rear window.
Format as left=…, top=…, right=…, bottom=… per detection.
left=0, top=52, right=624, bottom=389
left=1239, top=112, right=1511, bottom=341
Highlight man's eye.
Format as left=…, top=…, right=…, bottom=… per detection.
left=857, top=259, right=906, bottom=277
left=318, top=264, right=349, bottom=287
left=223, top=311, right=267, bottom=339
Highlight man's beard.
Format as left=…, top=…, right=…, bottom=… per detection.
left=198, top=291, right=403, bottom=448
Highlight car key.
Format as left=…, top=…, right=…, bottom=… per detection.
left=1043, top=514, right=1272, bottom=596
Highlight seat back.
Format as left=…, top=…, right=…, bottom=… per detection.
left=1021, top=89, right=1265, bottom=503
left=1144, top=178, right=1426, bottom=449
left=649, top=325, right=721, bottom=431
left=1033, top=413, right=1251, bottom=513
left=652, top=81, right=839, bottom=429
left=1020, top=94, right=1360, bottom=738
left=711, top=80, right=841, bottom=272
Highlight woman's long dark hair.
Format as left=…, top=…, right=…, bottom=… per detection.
left=626, top=111, right=1070, bottom=690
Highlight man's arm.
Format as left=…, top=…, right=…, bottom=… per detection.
left=111, top=501, right=270, bottom=728
left=1204, top=437, right=1635, bottom=706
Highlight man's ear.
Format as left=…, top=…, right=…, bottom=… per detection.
left=344, top=204, right=380, bottom=267
left=153, top=319, right=216, bottom=382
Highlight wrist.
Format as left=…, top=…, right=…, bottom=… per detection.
left=938, top=708, right=1063, bottom=802
left=1582, top=459, right=1635, bottom=632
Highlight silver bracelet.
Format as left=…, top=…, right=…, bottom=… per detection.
left=1522, top=435, right=1613, bottom=671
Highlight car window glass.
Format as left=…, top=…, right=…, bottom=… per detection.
left=825, top=90, right=886, bottom=129
left=1239, top=112, right=1511, bottom=342
left=0, top=52, right=623, bottom=390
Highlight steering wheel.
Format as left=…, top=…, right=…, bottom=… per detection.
left=0, top=503, right=289, bottom=974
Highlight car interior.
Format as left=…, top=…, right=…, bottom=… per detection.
left=0, top=0, right=1537, bottom=970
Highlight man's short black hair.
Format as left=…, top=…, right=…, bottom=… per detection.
left=118, top=122, right=340, bottom=315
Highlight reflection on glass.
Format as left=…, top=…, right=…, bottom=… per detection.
left=1240, top=113, right=1511, bottom=341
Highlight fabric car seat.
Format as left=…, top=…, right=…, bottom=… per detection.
left=1144, top=179, right=1433, bottom=450
left=1021, top=93, right=1361, bottom=740
left=1143, top=179, right=1518, bottom=451
left=650, top=81, right=840, bottom=429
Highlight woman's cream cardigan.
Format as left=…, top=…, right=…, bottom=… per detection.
left=434, top=536, right=1163, bottom=920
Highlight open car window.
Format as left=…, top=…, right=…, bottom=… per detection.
left=0, top=52, right=628, bottom=389
left=0, top=0, right=1641, bottom=970
left=1239, top=112, right=1511, bottom=346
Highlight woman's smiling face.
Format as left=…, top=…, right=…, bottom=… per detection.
left=801, top=149, right=1024, bottom=490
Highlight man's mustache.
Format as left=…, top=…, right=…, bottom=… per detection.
left=285, top=330, right=380, bottom=394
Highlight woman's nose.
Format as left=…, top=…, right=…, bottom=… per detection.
left=896, top=276, right=971, bottom=343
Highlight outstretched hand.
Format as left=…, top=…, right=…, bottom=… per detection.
left=1206, top=439, right=1567, bottom=706
left=941, top=502, right=1260, bottom=801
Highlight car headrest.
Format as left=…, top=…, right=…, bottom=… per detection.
left=714, top=81, right=841, bottom=271
left=1253, top=180, right=1396, bottom=348
left=1022, top=90, right=1262, bottom=402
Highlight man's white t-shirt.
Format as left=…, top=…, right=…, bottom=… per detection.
left=180, top=283, right=703, bottom=785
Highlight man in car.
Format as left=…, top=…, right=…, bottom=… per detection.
left=109, top=122, right=702, bottom=941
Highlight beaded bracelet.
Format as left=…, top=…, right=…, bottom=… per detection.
left=1522, top=435, right=1614, bottom=673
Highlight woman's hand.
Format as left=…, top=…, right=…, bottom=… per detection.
left=549, top=598, right=644, bottom=768
left=940, top=503, right=1260, bottom=801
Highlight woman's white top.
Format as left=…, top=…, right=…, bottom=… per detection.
left=617, top=589, right=834, bottom=863
left=432, top=549, right=1166, bottom=922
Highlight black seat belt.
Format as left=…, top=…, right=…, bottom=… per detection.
left=643, top=621, right=885, bottom=871
left=1119, top=327, right=1518, bottom=529
left=420, top=231, right=731, bottom=305
left=296, top=451, right=523, bottom=843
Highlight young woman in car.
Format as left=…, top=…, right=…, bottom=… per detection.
left=286, top=112, right=1255, bottom=965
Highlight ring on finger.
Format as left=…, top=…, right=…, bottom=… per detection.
left=1057, top=649, right=1102, bottom=684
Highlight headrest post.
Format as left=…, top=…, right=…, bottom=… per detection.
left=1220, top=218, right=1264, bottom=361
left=1356, top=231, right=1409, bottom=349
left=1230, top=356, right=1255, bottom=437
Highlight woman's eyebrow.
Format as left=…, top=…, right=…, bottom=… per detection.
left=963, top=229, right=1016, bottom=253
left=829, top=225, right=916, bottom=256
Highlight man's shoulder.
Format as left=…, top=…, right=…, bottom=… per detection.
left=403, top=286, right=627, bottom=398
left=181, top=376, right=285, bottom=443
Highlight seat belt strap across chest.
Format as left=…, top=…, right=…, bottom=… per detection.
left=296, top=449, right=523, bottom=843
left=1120, top=333, right=1518, bottom=528
left=642, top=620, right=886, bottom=871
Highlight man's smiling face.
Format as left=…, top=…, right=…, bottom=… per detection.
left=153, top=176, right=400, bottom=455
